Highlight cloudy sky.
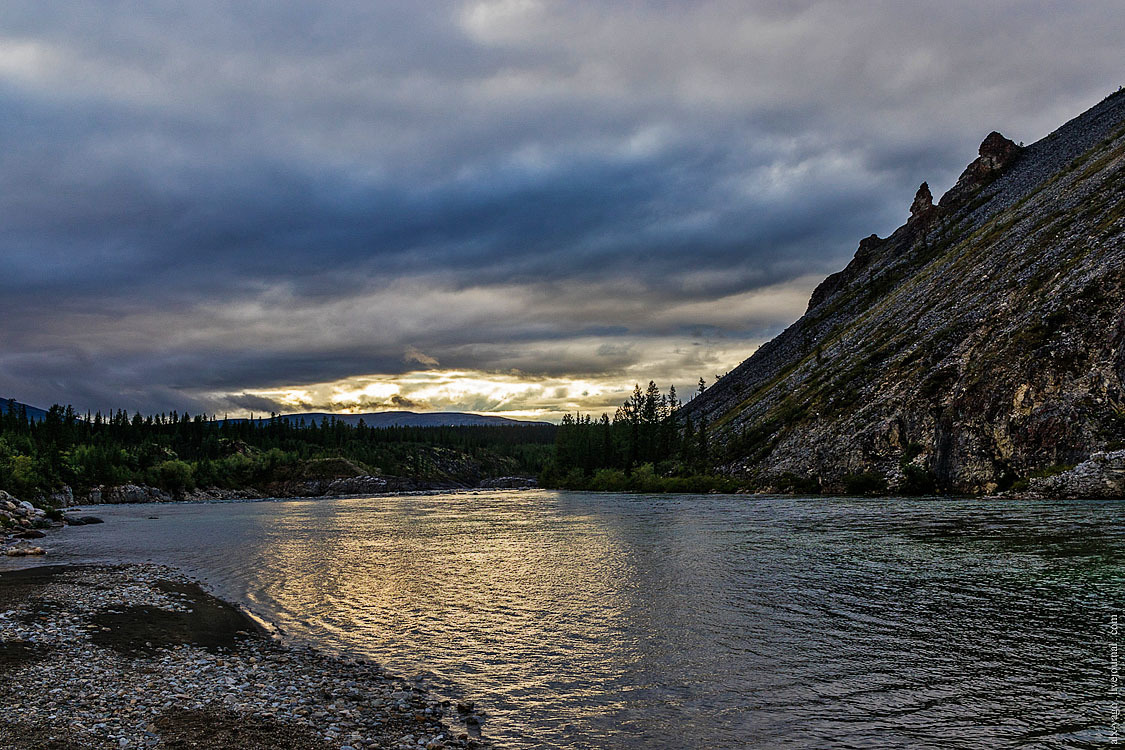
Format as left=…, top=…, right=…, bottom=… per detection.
left=0, top=1, right=1120, bottom=420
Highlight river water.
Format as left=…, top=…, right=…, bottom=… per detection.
left=5, top=491, right=1121, bottom=748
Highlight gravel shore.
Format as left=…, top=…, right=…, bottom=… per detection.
left=0, top=564, right=492, bottom=750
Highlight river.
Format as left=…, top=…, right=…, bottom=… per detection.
left=5, top=490, right=1121, bottom=748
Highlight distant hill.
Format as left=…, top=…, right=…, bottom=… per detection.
left=230, top=411, right=552, bottom=428
left=0, top=398, right=48, bottom=422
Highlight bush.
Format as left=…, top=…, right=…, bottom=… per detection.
left=902, top=442, right=925, bottom=463
left=537, top=463, right=561, bottom=488
left=843, top=471, right=888, bottom=495
left=898, top=465, right=936, bottom=495
left=153, top=459, right=195, bottom=492
left=775, top=472, right=821, bottom=495
left=6, top=454, right=47, bottom=498
left=590, top=468, right=629, bottom=492
left=560, top=468, right=586, bottom=490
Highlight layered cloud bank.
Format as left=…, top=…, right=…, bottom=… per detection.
left=0, top=1, right=1120, bottom=419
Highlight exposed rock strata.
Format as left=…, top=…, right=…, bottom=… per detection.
left=684, top=89, right=1125, bottom=495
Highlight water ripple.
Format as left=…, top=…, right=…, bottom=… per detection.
left=5, top=492, right=1122, bottom=749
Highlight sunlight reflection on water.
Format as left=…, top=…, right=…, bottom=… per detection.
left=8, top=491, right=1123, bottom=749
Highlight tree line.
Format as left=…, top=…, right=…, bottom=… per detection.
left=0, top=400, right=555, bottom=500
left=1, top=375, right=736, bottom=502
left=540, top=381, right=738, bottom=493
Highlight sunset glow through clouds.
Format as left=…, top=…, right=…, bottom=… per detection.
left=0, top=2, right=1120, bottom=419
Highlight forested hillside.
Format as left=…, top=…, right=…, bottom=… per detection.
left=0, top=400, right=553, bottom=503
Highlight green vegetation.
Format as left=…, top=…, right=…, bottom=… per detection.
left=899, top=465, right=937, bottom=495
left=544, top=463, right=741, bottom=494
left=842, top=471, right=888, bottom=495
left=1010, top=463, right=1079, bottom=492
left=773, top=472, right=821, bottom=495
left=538, top=382, right=739, bottom=493
left=0, top=400, right=554, bottom=502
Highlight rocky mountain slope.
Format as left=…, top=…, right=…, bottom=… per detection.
left=683, top=88, right=1125, bottom=495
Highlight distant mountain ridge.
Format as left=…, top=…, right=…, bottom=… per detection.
left=683, top=87, right=1125, bottom=494
left=1, top=399, right=550, bottom=429
left=0, top=398, right=48, bottom=422
left=228, top=410, right=552, bottom=428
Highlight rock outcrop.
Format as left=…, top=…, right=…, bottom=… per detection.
left=939, top=131, right=1024, bottom=209
left=683, top=88, right=1125, bottom=495
left=909, top=182, right=935, bottom=219
left=1027, top=450, right=1125, bottom=498
left=2, top=489, right=52, bottom=555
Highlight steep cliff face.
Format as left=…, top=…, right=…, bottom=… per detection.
left=684, top=89, right=1125, bottom=494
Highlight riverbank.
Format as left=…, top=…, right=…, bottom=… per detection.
left=29, top=476, right=538, bottom=508
left=0, top=564, right=491, bottom=750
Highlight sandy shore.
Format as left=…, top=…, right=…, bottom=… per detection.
left=0, top=564, right=492, bottom=750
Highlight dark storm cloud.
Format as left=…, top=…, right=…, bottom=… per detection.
left=0, top=0, right=1121, bottom=416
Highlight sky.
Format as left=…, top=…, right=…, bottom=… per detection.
left=0, top=1, right=1121, bottom=421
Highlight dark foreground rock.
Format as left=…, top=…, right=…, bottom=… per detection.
left=64, top=515, right=104, bottom=526
left=0, top=565, right=489, bottom=750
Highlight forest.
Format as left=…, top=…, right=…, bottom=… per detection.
left=0, top=380, right=740, bottom=503
left=0, top=400, right=554, bottom=501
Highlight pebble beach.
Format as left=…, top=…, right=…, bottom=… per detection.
left=0, top=564, right=492, bottom=750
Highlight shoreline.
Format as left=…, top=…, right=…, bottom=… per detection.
left=0, top=563, right=492, bottom=750
left=41, top=477, right=539, bottom=508
left=5, top=488, right=535, bottom=557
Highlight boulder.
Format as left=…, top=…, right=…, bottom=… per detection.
left=3, top=545, right=45, bottom=557
left=42, top=486, right=75, bottom=507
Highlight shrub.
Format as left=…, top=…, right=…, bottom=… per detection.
left=775, top=472, right=821, bottom=495
left=898, top=465, right=936, bottom=495
left=561, top=468, right=585, bottom=490
left=590, top=468, right=628, bottom=492
left=902, top=442, right=925, bottom=463
left=153, top=459, right=195, bottom=492
left=843, top=471, right=888, bottom=495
